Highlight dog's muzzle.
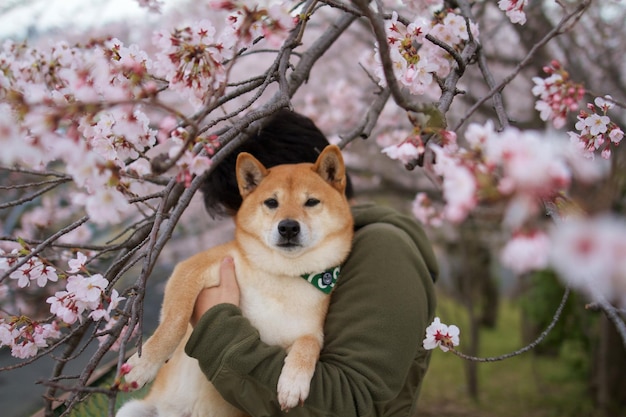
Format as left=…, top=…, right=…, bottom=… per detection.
left=277, top=219, right=301, bottom=248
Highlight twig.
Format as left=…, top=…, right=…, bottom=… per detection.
left=0, top=177, right=71, bottom=190
left=449, top=288, right=570, bottom=362
left=457, top=0, right=510, bottom=130
left=0, top=181, right=70, bottom=209
left=0, top=216, right=90, bottom=283
left=587, top=290, right=626, bottom=349
left=0, top=166, right=68, bottom=178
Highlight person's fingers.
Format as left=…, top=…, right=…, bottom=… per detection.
left=219, top=256, right=240, bottom=306
left=219, top=256, right=236, bottom=285
left=190, top=257, right=241, bottom=327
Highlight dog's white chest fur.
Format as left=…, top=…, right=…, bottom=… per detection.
left=238, top=268, right=328, bottom=348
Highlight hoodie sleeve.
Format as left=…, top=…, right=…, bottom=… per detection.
left=185, top=208, right=437, bottom=417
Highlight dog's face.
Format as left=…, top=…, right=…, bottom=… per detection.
left=234, top=145, right=353, bottom=275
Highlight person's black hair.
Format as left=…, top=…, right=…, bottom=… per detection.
left=200, top=109, right=353, bottom=218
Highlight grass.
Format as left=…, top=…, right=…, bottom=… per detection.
left=417, top=292, right=595, bottom=417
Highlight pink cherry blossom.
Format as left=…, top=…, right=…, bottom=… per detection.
left=423, top=317, right=460, bottom=352
left=47, top=291, right=81, bottom=325
left=83, top=187, right=132, bottom=225
left=32, top=263, right=59, bottom=288
left=609, top=127, right=623, bottom=144
left=412, top=193, right=444, bottom=227
left=549, top=216, right=626, bottom=307
left=585, top=114, right=610, bottom=136
left=11, top=341, right=38, bottom=359
left=0, top=0, right=624, bottom=399
left=464, top=120, right=496, bottom=149
left=500, top=230, right=550, bottom=274
left=0, top=321, right=16, bottom=346
left=568, top=97, right=624, bottom=159
left=532, top=63, right=585, bottom=129
left=9, top=262, right=34, bottom=288
left=68, top=252, right=88, bottom=274
left=498, top=0, right=528, bottom=25
left=382, top=141, right=423, bottom=165
left=430, top=145, right=477, bottom=223
left=594, top=95, right=615, bottom=111
left=66, top=274, right=108, bottom=304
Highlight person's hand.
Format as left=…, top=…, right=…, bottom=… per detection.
left=190, top=257, right=240, bottom=327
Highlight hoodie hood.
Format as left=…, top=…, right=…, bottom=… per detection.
left=351, top=203, right=439, bottom=282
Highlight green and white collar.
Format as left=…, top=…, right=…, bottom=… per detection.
left=301, top=266, right=341, bottom=294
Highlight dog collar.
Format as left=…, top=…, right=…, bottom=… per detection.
left=301, top=266, right=340, bottom=294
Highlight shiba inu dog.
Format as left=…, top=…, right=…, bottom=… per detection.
left=117, top=145, right=354, bottom=417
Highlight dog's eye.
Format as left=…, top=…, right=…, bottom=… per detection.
left=305, top=198, right=320, bottom=207
left=264, top=198, right=279, bottom=209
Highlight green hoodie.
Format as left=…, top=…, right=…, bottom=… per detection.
left=186, top=203, right=438, bottom=417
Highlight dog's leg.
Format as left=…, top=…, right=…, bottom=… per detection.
left=276, top=334, right=321, bottom=411
left=124, top=262, right=218, bottom=388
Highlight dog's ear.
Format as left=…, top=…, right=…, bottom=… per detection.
left=236, top=152, right=268, bottom=198
left=314, top=145, right=346, bottom=194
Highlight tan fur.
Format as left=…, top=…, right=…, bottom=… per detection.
left=117, top=145, right=353, bottom=417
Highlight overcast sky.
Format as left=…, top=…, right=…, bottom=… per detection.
left=0, top=0, right=181, bottom=40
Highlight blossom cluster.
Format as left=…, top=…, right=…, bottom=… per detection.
left=532, top=61, right=624, bottom=158
left=374, top=10, right=479, bottom=97
left=212, top=0, right=298, bottom=48
left=532, top=60, right=585, bottom=129
left=498, top=213, right=626, bottom=309
left=47, top=274, right=124, bottom=325
left=152, top=20, right=231, bottom=109
left=407, top=120, right=615, bottom=284
left=569, top=96, right=624, bottom=159
left=0, top=39, right=157, bottom=226
left=1, top=249, right=59, bottom=288
left=377, top=105, right=456, bottom=166
left=0, top=317, right=61, bottom=359
left=0, top=251, right=125, bottom=358
left=412, top=121, right=604, bottom=228
left=168, top=127, right=215, bottom=187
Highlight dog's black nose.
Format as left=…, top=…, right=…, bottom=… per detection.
left=278, top=219, right=300, bottom=239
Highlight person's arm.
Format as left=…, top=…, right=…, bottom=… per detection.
left=185, top=222, right=436, bottom=417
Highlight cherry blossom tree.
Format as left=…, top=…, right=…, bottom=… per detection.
left=0, top=0, right=625, bottom=415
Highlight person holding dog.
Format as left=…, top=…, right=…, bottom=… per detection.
left=187, top=109, right=439, bottom=417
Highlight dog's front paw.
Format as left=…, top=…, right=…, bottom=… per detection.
left=122, top=352, right=160, bottom=389
left=276, top=363, right=313, bottom=411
